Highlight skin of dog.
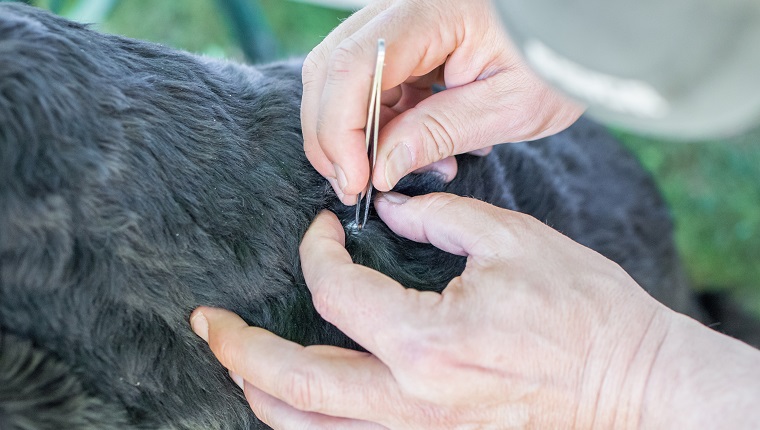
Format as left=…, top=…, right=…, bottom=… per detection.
left=0, top=3, right=727, bottom=429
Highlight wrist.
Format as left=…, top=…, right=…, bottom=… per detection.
left=575, top=296, right=674, bottom=430
left=640, top=312, right=760, bottom=429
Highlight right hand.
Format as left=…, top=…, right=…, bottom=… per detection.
left=301, top=0, right=585, bottom=204
left=193, top=193, right=675, bottom=428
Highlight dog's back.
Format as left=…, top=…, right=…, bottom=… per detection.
left=0, top=4, right=747, bottom=429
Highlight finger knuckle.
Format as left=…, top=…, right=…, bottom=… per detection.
left=419, top=113, right=456, bottom=162
left=247, top=395, right=273, bottom=428
left=301, top=50, right=324, bottom=87
left=210, top=329, right=244, bottom=369
left=419, top=192, right=460, bottom=214
left=314, top=114, right=331, bottom=147
left=482, top=213, right=524, bottom=250
left=302, top=142, right=328, bottom=176
left=326, top=37, right=365, bottom=83
left=310, top=281, right=335, bottom=319
left=480, top=210, right=545, bottom=260
left=280, top=368, right=324, bottom=412
left=308, top=265, right=354, bottom=320
left=504, top=210, right=542, bottom=237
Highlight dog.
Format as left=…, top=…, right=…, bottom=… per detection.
left=0, top=3, right=752, bottom=429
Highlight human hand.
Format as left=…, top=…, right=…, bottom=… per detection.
left=190, top=193, right=680, bottom=429
left=301, top=0, right=584, bottom=204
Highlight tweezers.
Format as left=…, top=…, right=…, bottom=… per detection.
left=355, top=38, right=386, bottom=230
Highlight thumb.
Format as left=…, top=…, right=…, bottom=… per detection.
left=372, top=78, right=508, bottom=191
left=373, top=74, right=583, bottom=191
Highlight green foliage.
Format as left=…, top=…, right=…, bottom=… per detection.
left=258, top=0, right=351, bottom=56
left=103, top=0, right=237, bottom=58
left=616, top=129, right=760, bottom=313
left=30, top=0, right=350, bottom=58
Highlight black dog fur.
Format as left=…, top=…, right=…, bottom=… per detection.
left=0, top=4, right=752, bottom=429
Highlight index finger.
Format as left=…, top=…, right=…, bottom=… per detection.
left=191, top=307, right=402, bottom=424
left=301, top=1, right=390, bottom=199
left=301, top=2, right=462, bottom=197
left=299, top=211, right=443, bottom=360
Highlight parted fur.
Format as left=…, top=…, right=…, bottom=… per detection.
left=0, top=3, right=744, bottom=429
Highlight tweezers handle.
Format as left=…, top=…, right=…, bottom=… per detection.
left=355, top=38, right=385, bottom=230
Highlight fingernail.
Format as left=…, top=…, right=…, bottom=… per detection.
left=229, top=371, right=245, bottom=391
left=469, top=146, right=493, bottom=157
left=190, top=311, right=209, bottom=343
left=327, top=177, right=358, bottom=205
left=327, top=176, right=344, bottom=199
left=385, top=143, right=412, bottom=189
left=333, top=164, right=348, bottom=191
left=379, top=192, right=410, bottom=205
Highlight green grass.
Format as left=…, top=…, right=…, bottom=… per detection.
left=259, top=0, right=350, bottom=56
left=27, top=0, right=760, bottom=314
left=617, top=130, right=760, bottom=312
left=31, top=0, right=351, bottom=58
left=108, top=0, right=241, bottom=58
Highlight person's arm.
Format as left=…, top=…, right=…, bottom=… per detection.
left=300, top=0, right=583, bottom=203
left=641, top=312, right=760, bottom=429
left=492, top=0, right=760, bottom=139
left=190, top=193, right=760, bottom=429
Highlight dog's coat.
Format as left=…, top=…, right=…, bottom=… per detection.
left=0, top=4, right=738, bottom=429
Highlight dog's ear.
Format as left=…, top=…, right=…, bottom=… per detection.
left=0, top=330, right=132, bottom=430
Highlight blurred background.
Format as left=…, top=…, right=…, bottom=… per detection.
left=8, top=0, right=760, bottom=315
